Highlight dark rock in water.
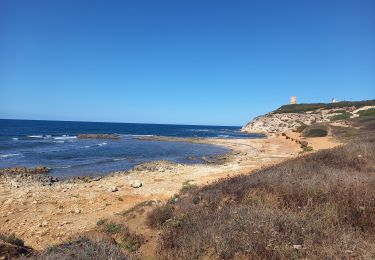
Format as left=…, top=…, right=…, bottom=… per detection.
left=0, top=166, right=49, bottom=175
left=187, top=155, right=196, bottom=161
left=77, top=134, right=120, bottom=139
left=0, top=167, right=58, bottom=186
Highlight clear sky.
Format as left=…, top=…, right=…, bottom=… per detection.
left=0, top=0, right=374, bottom=126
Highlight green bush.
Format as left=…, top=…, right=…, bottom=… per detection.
left=104, top=223, right=123, bottom=234
left=357, top=108, right=375, bottom=117
left=303, top=146, right=314, bottom=152
left=180, top=180, right=198, bottom=194
left=96, top=218, right=106, bottom=226
left=328, top=110, right=347, bottom=114
left=295, top=123, right=307, bottom=133
left=330, top=112, right=352, bottom=121
left=274, top=100, right=375, bottom=114
left=303, top=128, right=328, bottom=137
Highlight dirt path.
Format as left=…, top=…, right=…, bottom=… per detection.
left=0, top=136, right=300, bottom=251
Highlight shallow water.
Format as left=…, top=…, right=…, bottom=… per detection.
left=0, top=119, right=262, bottom=177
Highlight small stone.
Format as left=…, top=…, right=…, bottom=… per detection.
left=108, top=186, right=118, bottom=192
left=3, top=199, right=13, bottom=205
left=39, top=221, right=48, bottom=227
left=293, top=245, right=302, bottom=250
left=130, top=180, right=142, bottom=188
left=74, top=208, right=81, bottom=214
left=32, top=200, right=38, bottom=204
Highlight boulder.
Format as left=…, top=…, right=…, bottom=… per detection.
left=108, top=186, right=118, bottom=192
left=130, top=180, right=142, bottom=188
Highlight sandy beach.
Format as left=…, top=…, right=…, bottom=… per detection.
left=0, top=134, right=311, bottom=251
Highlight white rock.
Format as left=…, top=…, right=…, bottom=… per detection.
left=39, top=221, right=48, bottom=227
left=130, top=180, right=142, bottom=188
left=108, top=186, right=118, bottom=192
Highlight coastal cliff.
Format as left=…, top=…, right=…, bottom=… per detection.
left=241, top=112, right=327, bottom=135
left=241, top=100, right=375, bottom=135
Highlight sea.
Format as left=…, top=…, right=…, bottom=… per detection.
left=0, top=119, right=263, bottom=178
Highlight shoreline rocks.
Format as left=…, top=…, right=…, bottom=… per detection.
left=0, top=166, right=49, bottom=175
left=0, top=167, right=58, bottom=186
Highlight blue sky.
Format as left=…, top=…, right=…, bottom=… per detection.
left=0, top=0, right=374, bottom=126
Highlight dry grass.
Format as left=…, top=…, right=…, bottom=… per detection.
left=25, top=236, right=129, bottom=260
left=148, top=139, right=375, bottom=259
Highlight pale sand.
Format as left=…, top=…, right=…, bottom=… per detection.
left=0, top=134, right=338, bottom=250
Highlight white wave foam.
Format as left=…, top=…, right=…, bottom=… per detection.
left=98, top=142, right=107, bottom=147
left=28, top=135, right=43, bottom=138
left=12, top=137, right=19, bottom=141
left=113, top=158, right=127, bottom=161
left=217, top=135, right=230, bottom=138
left=187, top=129, right=209, bottom=132
left=131, top=134, right=154, bottom=137
left=53, top=135, right=77, bottom=140
left=55, top=165, right=71, bottom=169
left=0, top=153, right=20, bottom=158
left=54, top=140, right=64, bottom=143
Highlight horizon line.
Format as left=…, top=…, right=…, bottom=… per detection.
left=0, top=118, right=242, bottom=128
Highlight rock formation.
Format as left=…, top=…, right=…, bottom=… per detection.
left=241, top=112, right=328, bottom=135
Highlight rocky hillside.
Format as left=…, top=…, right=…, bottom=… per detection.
left=241, top=100, right=375, bottom=135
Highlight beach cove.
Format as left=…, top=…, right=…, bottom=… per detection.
left=0, top=133, right=308, bottom=251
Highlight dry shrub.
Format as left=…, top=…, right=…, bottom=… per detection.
left=146, top=205, right=173, bottom=228
left=153, top=141, right=375, bottom=259
left=27, top=236, right=128, bottom=260
left=118, top=226, right=145, bottom=252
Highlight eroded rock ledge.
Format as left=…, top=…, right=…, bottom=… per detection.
left=241, top=112, right=328, bottom=135
left=0, top=167, right=58, bottom=186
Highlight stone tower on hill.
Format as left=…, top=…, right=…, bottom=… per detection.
left=289, top=96, right=297, bottom=104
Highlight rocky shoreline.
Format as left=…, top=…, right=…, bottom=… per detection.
left=0, top=135, right=304, bottom=252
left=241, top=104, right=375, bottom=135
left=0, top=167, right=58, bottom=187
left=0, top=148, right=235, bottom=188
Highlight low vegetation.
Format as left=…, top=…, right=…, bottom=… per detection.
left=329, top=111, right=352, bottom=121
left=148, top=138, right=375, bottom=259
left=0, top=233, right=25, bottom=247
left=294, top=122, right=307, bottom=133
left=146, top=205, right=173, bottom=229
left=274, top=99, right=375, bottom=113
left=103, top=223, right=123, bottom=234
left=179, top=180, right=198, bottom=193
left=302, top=124, right=328, bottom=137
left=117, top=226, right=145, bottom=252
left=357, top=108, right=375, bottom=117
left=332, top=116, right=375, bottom=142
left=26, top=236, right=128, bottom=260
